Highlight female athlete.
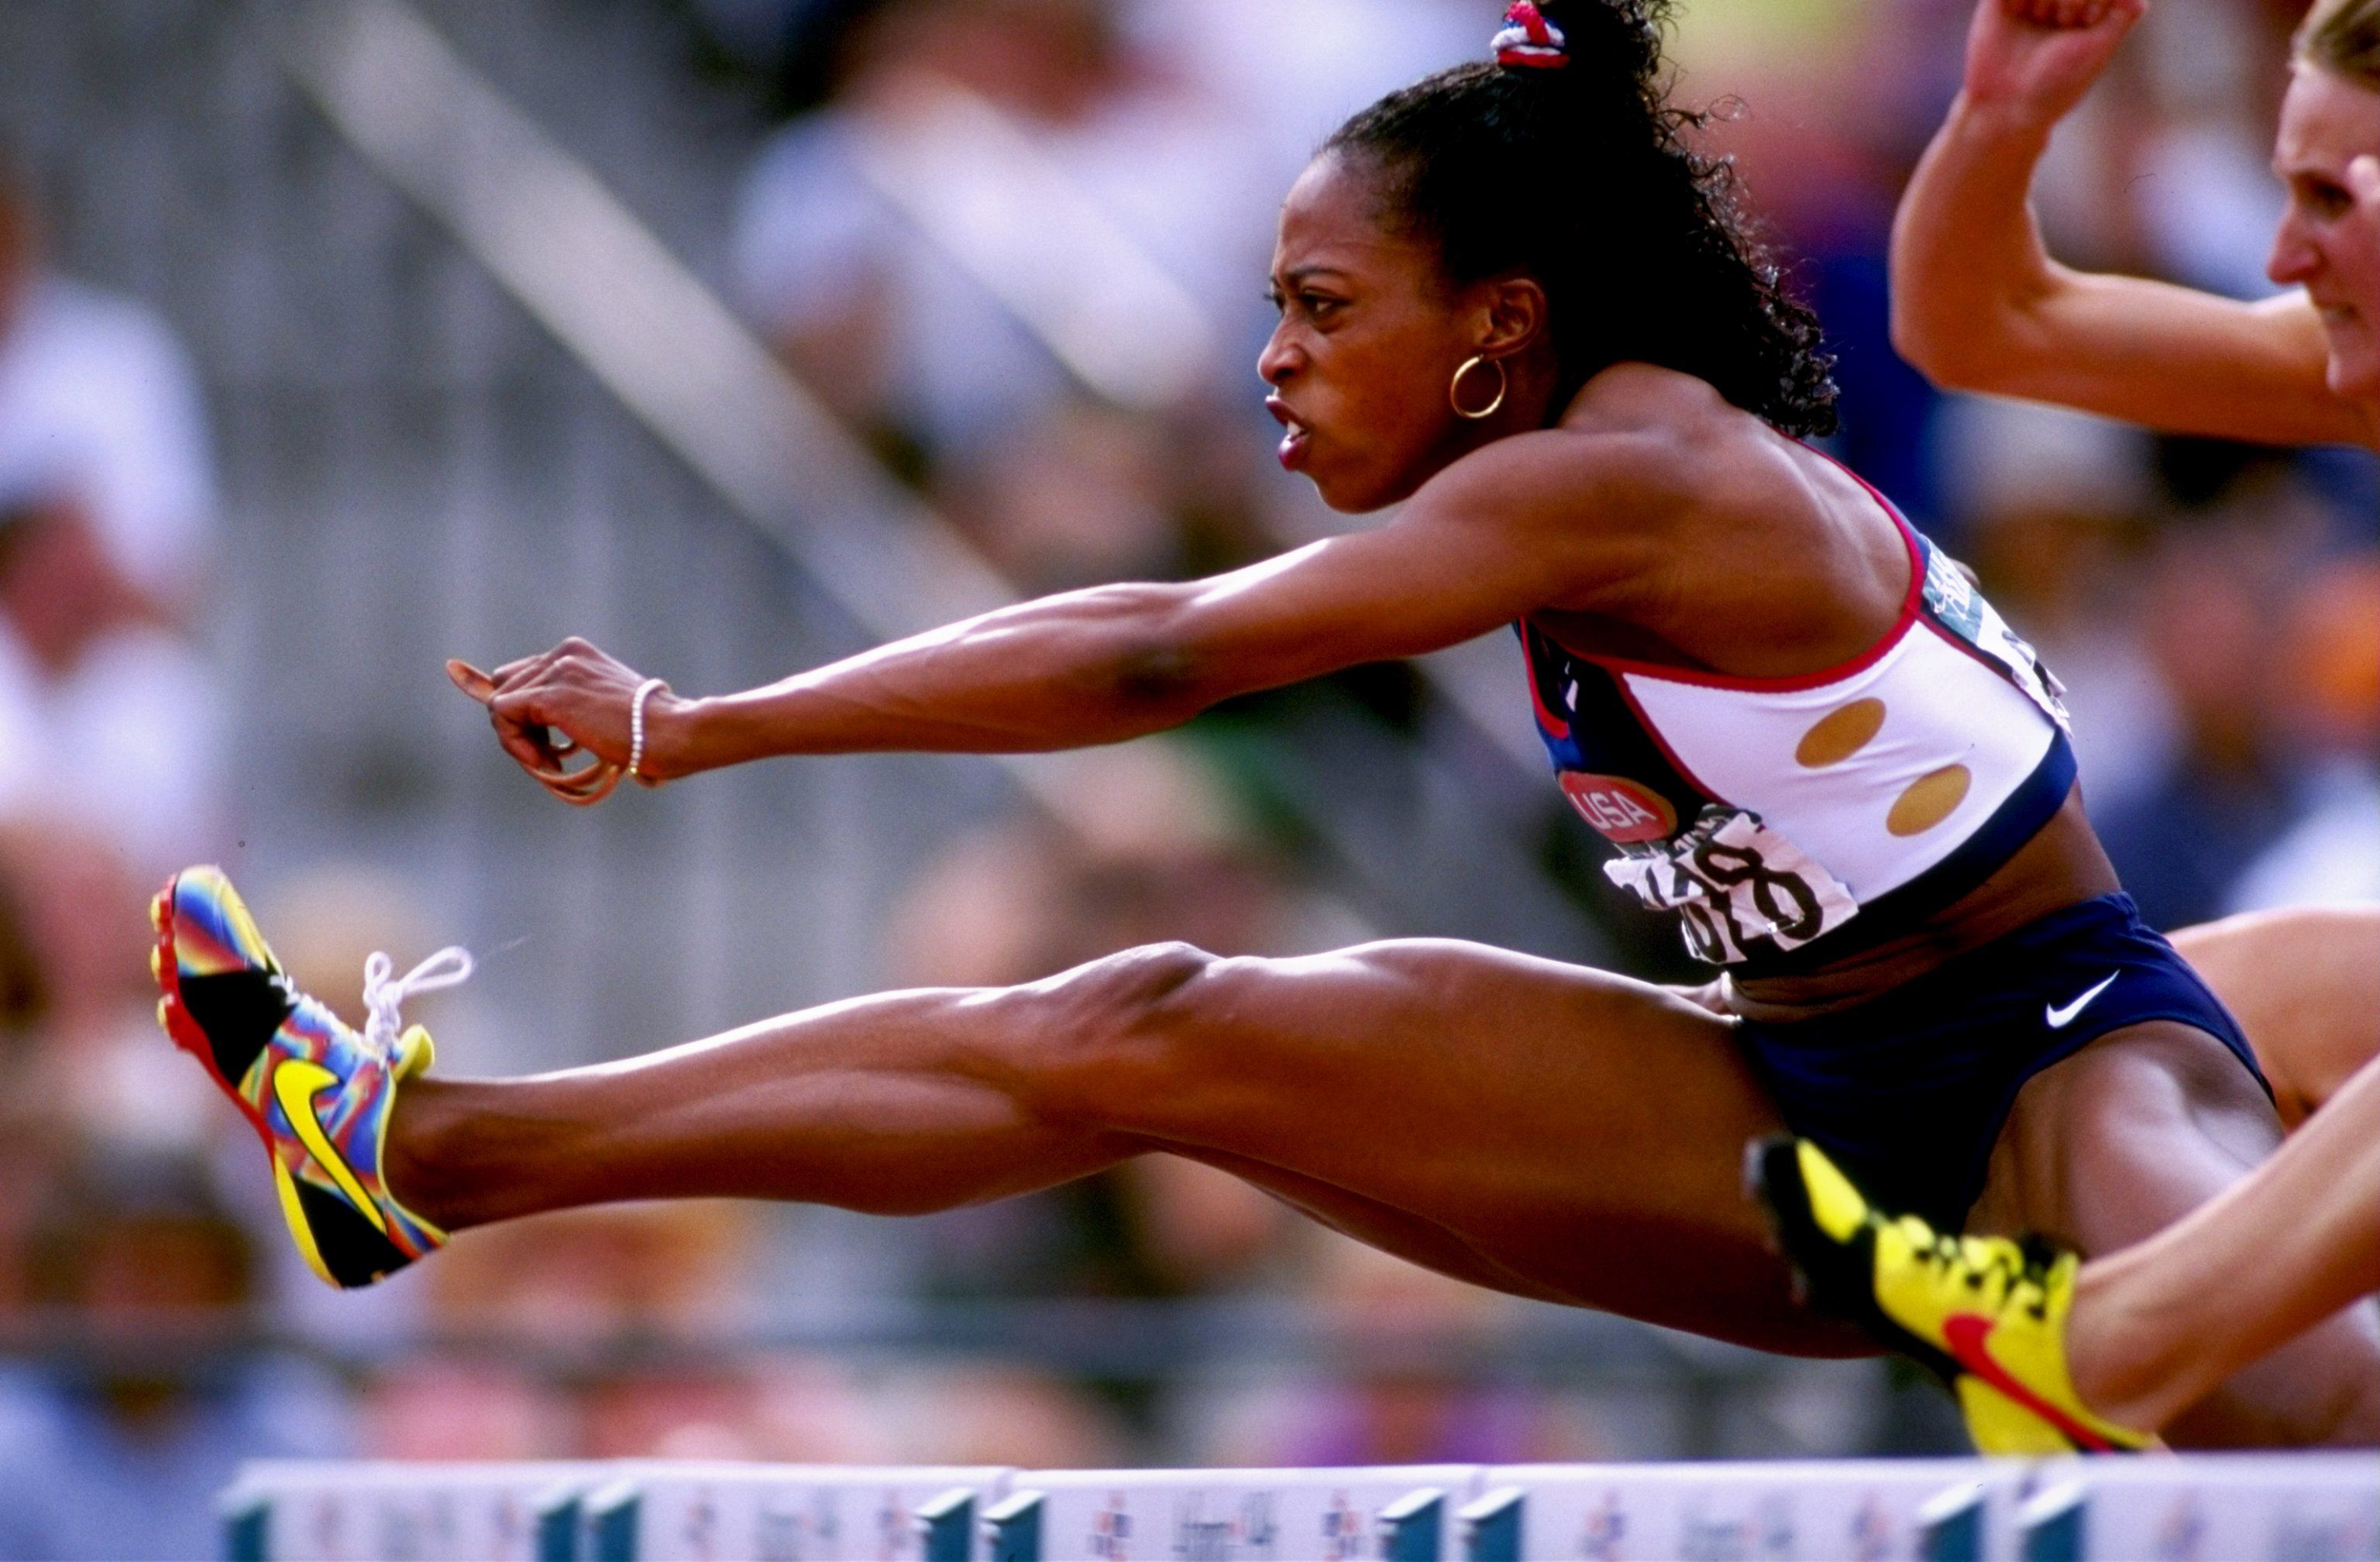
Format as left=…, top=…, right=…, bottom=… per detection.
left=152, top=0, right=2378, bottom=1447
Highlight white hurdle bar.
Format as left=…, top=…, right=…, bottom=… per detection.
left=219, top=1453, right=2379, bottom=1560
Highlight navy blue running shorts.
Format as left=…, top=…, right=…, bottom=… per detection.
left=1732, top=893, right=2269, bottom=1232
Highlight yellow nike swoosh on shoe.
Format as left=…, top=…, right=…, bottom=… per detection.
left=272, top=1058, right=390, bottom=1237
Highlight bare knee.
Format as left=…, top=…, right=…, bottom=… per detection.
left=976, top=940, right=1226, bottom=1124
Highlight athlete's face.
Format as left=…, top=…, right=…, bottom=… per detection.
left=2268, top=64, right=2380, bottom=404
left=1259, top=153, right=1500, bottom=512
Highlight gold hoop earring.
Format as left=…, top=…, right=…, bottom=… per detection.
left=1450, top=355, right=1508, bottom=421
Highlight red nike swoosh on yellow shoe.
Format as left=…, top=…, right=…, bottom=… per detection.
left=1942, top=1313, right=2120, bottom=1453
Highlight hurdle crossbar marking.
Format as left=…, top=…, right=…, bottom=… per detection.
left=220, top=1454, right=2380, bottom=1560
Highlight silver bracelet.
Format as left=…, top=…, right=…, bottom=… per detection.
left=627, top=676, right=669, bottom=783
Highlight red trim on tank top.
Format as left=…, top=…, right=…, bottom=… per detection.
left=1532, top=450, right=1927, bottom=696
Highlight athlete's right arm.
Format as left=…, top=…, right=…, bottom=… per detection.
left=1893, top=0, right=2363, bottom=447
left=475, top=430, right=1680, bottom=783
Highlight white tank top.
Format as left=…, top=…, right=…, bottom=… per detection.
left=1519, top=470, right=2074, bottom=968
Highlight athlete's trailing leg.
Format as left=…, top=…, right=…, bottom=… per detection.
left=1758, top=1049, right=2380, bottom=1449
left=2173, top=906, right=2380, bottom=1127
left=1959, top=1020, right=2378, bottom=1445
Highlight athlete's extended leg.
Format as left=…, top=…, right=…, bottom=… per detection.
left=385, top=939, right=1863, bottom=1355
left=2065, top=1049, right=2380, bottom=1434
left=1972, top=1021, right=2380, bottom=1445
left=2172, top=906, right=2380, bottom=1127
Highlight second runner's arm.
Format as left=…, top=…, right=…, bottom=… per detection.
left=1893, top=0, right=2362, bottom=446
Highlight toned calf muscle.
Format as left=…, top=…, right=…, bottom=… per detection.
left=384, top=973, right=1166, bottom=1229
left=2175, top=907, right=2380, bottom=1127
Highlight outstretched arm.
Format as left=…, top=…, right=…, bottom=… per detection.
left=1893, top=0, right=2366, bottom=446
left=467, top=432, right=1677, bottom=786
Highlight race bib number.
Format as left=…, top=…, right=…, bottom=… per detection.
left=1921, top=541, right=2071, bottom=729
left=1603, top=807, right=1859, bottom=965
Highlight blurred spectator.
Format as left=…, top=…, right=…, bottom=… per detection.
left=683, top=0, right=893, bottom=114
left=872, top=1362, right=1130, bottom=1467
left=424, top=1200, right=760, bottom=1347
left=356, top=1200, right=759, bottom=1460
left=362, top=1356, right=568, bottom=1462
left=0, top=167, right=213, bottom=619
left=1130, top=0, right=1480, bottom=200
left=0, top=165, right=222, bottom=921
left=1682, top=0, right=1971, bottom=526
left=1935, top=395, right=2177, bottom=815
left=2227, top=556, right=2380, bottom=910
left=731, top=0, right=1262, bottom=469
left=2091, top=455, right=2342, bottom=931
left=745, top=1354, right=903, bottom=1463
left=0, top=497, right=220, bottom=879
left=1184, top=1239, right=1611, bottom=1467
left=0, top=232, right=229, bottom=1276
left=2126, top=0, right=2295, bottom=299
left=882, top=745, right=1303, bottom=1304
left=0, top=1154, right=351, bottom=1562
left=937, top=395, right=1188, bottom=594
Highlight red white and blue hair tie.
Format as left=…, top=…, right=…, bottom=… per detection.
left=1493, top=1, right=1570, bottom=69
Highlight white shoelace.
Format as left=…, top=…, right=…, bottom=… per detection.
left=360, top=947, right=476, bottom=1058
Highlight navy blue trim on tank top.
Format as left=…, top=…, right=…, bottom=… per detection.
left=1517, top=621, right=1710, bottom=816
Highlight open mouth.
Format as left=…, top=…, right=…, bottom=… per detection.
left=1266, top=397, right=1312, bottom=471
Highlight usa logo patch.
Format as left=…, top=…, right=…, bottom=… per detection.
left=1559, top=772, right=1678, bottom=843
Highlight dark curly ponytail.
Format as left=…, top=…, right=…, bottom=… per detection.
left=1324, top=0, right=1838, bottom=438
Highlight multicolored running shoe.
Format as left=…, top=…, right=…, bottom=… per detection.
left=1749, top=1136, right=2153, bottom=1455
left=150, top=865, right=469, bottom=1288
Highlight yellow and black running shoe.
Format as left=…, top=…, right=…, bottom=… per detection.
left=1749, top=1136, right=2152, bottom=1455
left=152, top=865, right=468, bottom=1288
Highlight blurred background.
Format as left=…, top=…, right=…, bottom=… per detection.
left=0, top=0, right=2371, bottom=1553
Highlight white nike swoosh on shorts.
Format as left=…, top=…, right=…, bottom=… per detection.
left=2045, top=972, right=2120, bottom=1029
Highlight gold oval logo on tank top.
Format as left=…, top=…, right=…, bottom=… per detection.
left=1887, top=763, right=1973, bottom=836
left=1795, top=697, right=1887, bottom=768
